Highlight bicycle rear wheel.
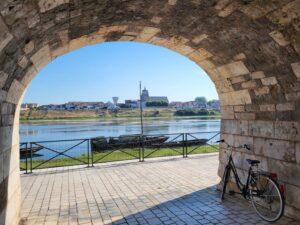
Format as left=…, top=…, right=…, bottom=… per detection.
left=250, top=174, right=284, bottom=222
left=221, top=166, right=231, bottom=200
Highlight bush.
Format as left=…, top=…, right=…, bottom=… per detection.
left=175, top=109, right=198, bottom=116
left=146, top=101, right=168, bottom=107
left=174, top=108, right=217, bottom=116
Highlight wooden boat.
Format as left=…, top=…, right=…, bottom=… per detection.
left=91, top=135, right=208, bottom=152
left=91, top=135, right=169, bottom=151
left=155, top=139, right=208, bottom=148
left=20, top=146, right=43, bottom=158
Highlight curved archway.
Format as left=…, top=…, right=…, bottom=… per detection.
left=0, top=1, right=299, bottom=224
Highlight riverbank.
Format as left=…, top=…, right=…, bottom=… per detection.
left=20, top=108, right=220, bottom=123
left=20, top=145, right=219, bottom=169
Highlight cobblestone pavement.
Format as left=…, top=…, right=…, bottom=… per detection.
left=21, top=154, right=298, bottom=225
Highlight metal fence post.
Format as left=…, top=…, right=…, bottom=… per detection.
left=182, top=133, right=185, bottom=158
left=139, top=135, right=144, bottom=162
left=87, top=139, right=90, bottom=167
left=139, top=137, right=141, bottom=162
left=142, top=136, right=145, bottom=161
left=25, top=143, right=28, bottom=174
left=90, top=139, right=94, bottom=167
left=185, top=133, right=188, bottom=158
left=30, top=142, right=33, bottom=173
left=139, top=136, right=142, bottom=162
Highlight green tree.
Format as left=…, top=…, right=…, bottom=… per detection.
left=146, top=101, right=168, bottom=107
left=174, top=109, right=210, bottom=116
left=207, top=99, right=218, bottom=105
left=195, top=97, right=207, bottom=105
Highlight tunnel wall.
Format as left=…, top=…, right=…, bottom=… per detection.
left=0, top=0, right=299, bottom=224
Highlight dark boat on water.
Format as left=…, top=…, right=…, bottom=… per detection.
left=91, top=135, right=208, bottom=152
left=20, top=146, right=43, bottom=159
left=157, top=138, right=208, bottom=148
left=91, top=135, right=169, bottom=151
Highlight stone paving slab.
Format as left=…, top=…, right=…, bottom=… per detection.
left=21, top=154, right=298, bottom=225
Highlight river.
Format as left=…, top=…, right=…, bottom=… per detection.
left=20, top=118, right=220, bottom=160
left=20, top=118, right=220, bottom=142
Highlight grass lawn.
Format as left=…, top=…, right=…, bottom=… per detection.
left=20, top=145, right=219, bottom=170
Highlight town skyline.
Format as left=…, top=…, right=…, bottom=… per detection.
left=22, top=94, right=219, bottom=106
left=22, top=88, right=220, bottom=111
left=22, top=42, right=219, bottom=105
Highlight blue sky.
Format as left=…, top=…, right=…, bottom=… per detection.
left=23, top=42, right=218, bottom=105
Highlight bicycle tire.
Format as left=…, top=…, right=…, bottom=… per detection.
left=221, top=166, right=231, bottom=200
left=250, top=174, right=284, bottom=222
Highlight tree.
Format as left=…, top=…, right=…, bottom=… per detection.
left=174, top=109, right=210, bottom=116
left=207, top=99, right=218, bottom=105
left=195, top=97, right=207, bottom=105
left=146, top=101, right=168, bottom=107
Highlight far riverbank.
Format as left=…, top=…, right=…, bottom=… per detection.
left=20, top=108, right=220, bottom=123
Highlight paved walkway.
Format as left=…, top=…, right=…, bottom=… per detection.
left=21, top=154, right=298, bottom=225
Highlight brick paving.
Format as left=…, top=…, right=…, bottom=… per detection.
left=21, top=154, right=298, bottom=225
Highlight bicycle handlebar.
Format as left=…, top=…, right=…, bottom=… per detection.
left=216, top=139, right=251, bottom=150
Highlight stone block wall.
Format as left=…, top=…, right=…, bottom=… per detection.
left=219, top=119, right=300, bottom=219
left=0, top=0, right=299, bottom=224
left=0, top=106, right=21, bottom=225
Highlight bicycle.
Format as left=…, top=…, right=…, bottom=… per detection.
left=218, top=139, right=285, bottom=222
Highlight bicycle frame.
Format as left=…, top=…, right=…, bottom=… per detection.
left=225, top=150, right=255, bottom=199
left=221, top=139, right=285, bottom=222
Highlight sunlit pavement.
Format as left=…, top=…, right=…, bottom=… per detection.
left=21, top=153, right=298, bottom=225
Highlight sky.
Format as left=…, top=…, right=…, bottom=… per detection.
left=23, top=41, right=219, bottom=105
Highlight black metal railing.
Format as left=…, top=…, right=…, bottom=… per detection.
left=142, top=133, right=185, bottom=159
left=20, top=131, right=220, bottom=172
left=185, top=131, right=220, bottom=157
left=91, top=135, right=141, bottom=164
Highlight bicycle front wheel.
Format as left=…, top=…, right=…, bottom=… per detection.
left=250, top=174, right=284, bottom=222
left=221, top=166, right=231, bottom=200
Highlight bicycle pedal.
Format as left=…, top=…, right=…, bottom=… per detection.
left=228, top=191, right=235, bottom=195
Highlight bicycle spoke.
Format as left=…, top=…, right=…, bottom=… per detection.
left=250, top=175, right=284, bottom=222
left=218, top=139, right=284, bottom=222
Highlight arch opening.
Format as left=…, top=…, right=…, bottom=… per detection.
left=19, top=41, right=221, bottom=168
left=0, top=1, right=299, bottom=224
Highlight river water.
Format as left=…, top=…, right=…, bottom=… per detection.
left=20, top=118, right=220, bottom=142
left=20, top=118, right=220, bottom=160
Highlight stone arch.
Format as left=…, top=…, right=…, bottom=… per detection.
left=0, top=1, right=299, bottom=224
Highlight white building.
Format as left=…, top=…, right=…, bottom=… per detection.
left=21, top=103, right=38, bottom=110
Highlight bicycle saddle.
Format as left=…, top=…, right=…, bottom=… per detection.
left=246, top=159, right=260, bottom=165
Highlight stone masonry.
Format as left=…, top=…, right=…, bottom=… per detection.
left=0, top=0, right=299, bottom=224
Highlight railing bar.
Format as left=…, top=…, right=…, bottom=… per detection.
left=206, top=132, right=220, bottom=141
left=144, top=148, right=161, bottom=158
left=186, top=131, right=220, bottom=135
left=92, top=148, right=119, bottom=164
left=21, top=131, right=221, bottom=170
left=32, top=151, right=88, bottom=170
left=30, top=138, right=90, bottom=144
left=32, top=140, right=89, bottom=169
left=32, top=140, right=87, bottom=160
left=33, top=139, right=87, bottom=153
left=187, top=145, right=202, bottom=154
left=165, top=134, right=182, bottom=143
left=117, top=149, right=140, bottom=159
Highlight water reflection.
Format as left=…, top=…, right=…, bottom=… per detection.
left=20, top=118, right=220, bottom=142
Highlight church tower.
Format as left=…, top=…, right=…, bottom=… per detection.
left=141, top=87, right=149, bottom=101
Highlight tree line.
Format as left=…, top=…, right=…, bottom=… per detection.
left=174, top=108, right=219, bottom=116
